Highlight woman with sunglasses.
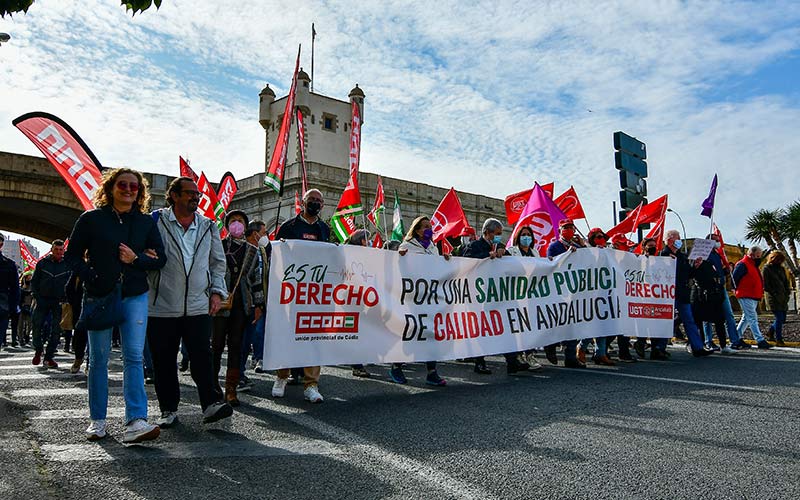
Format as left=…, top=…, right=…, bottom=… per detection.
left=65, top=168, right=166, bottom=443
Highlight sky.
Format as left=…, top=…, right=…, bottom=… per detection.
left=1, top=0, right=799, bottom=254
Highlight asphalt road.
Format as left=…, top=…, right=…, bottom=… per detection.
left=1, top=343, right=799, bottom=500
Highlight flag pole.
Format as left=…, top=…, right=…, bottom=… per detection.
left=311, top=23, right=315, bottom=93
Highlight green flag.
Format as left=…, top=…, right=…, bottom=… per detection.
left=390, top=190, right=405, bottom=241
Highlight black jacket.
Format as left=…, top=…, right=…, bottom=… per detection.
left=31, top=255, right=70, bottom=301
left=65, top=205, right=166, bottom=298
left=661, top=246, right=694, bottom=304
left=463, top=238, right=495, bottom=259
left=0, top=253, right=19, bottom=312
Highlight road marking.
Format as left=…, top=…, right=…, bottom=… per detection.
left=0, top=372, right=122, bottom=381
left=242, top=395, right=498, bottom=499
left=559, top=368, right=770, bottom=392
left=40, top=438, right=342, bottom=462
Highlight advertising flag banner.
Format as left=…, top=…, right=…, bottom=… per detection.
left=264, top=241, right=676, bottom=369
left=331, top=212, right=358, bottom=243
left=504, top=182, right=554, bottom=226
left=607, top=195, right=668, bottom=237
left=507, top=183, right=568, bottom=256
left=554, top=186, right=586, bottom=221
left=13, top=112, right=103, bottom=210
left=701, top=174, right=718, bottom=218
left=331, top=100, right=365, bottom=241
left=179, top=156, right=199, bottom=182
left=296, top=107, right=308, bottom=196
left=264, top=46, right=301, bottom=194
left=430, top=188, right=471, bottom=242
left=216, top=172, right=238, bottom=210
left=391, top=191, right=405, bottom=241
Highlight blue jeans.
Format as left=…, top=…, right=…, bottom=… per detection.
left=736, top=298, right=764, bottom=343
left=87, top=293, right=149, bottom=424
left=772, top=310, right=787, bottom=341
left=240, top=314, right=266, bottom=373
left=704, top=292, right=740, bottom=345
left=579, top=337, right=607, bottom=356
left=676, top=301, right=704, bottom=351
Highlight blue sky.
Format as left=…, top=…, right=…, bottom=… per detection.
left=1, top=0, right=800, bottom=254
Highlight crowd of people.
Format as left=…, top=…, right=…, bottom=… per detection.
left=0, top=167, right=793, bottom=444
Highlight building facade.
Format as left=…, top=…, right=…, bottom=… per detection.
left=1, top=234, right=40, bottom=272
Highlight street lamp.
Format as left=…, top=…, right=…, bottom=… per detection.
left=666, top=208, right=687, bottom=239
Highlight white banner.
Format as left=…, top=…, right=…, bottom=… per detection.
left=264, top=241, right=677, bottom=369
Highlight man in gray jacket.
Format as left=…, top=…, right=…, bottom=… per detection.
left=146, top=177, right=233, bottom=427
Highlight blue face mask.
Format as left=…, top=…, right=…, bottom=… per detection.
left=674, top=239, right=683, bottom=250
left=492, top=235, right=503, bottom=245
left=519, top=235, right=533, bottom=247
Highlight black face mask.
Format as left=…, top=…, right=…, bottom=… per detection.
left=305, top=201, right=322, bottom=216
left=754, top=258, right=763, bottom=266
left=646, top=247, right=657, bottom=256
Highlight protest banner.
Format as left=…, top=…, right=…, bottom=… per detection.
left=264, top=241, right=676, bottom=369
left=688, top=238, right=716, bottom=261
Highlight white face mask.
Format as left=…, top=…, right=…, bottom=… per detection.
left=258, top=236, right=270, bottom=248
left=714, top=241, right=721, bottom=249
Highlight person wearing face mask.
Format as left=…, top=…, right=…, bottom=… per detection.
left=392, top=217, right=449, bottom=385
left=543, top=219, right=586, bottom=368
left=732, top=246, right=770, bottom=349
left=239, top=220, right=269, bottom=390
left=690, top=241, right=734, bottom=355
left=272, top=189, right=330, bottom=403
left=146, top=177, right=233, bottom=429
left=762, top=251, right=790, bottom=347
left=577, top=229, right=616, bottom=365
left=506, top=227, right=543, bottom=371
left=212, top=210, right=264, bottom=407
left=661, top=229, right=711, bottom=358
left=463, top=218, right=530, bottom=375
left=700, top=233, right=742, bottom=351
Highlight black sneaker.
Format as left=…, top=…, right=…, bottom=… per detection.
left=507, top=358, right=530, bottom=375
left=757, top=340, right=771, bottom=349
left=563, top=359, right=586, bottom=369
left=705, top=342, right=721, bottom=352
left=202, top=402, right=233, bottom=424
left=474, top=363, right=492, bottom=375
left=425, top=371, right=447, bottom=386
left=650, top=349, right=669, bottom=361
left=544, top=345, right=558, bottom=365
left=737, top=341, right=753, bottom=350
left=238, top=377, right=253, bottom=392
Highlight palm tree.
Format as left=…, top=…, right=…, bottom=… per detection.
left=745, top=208, right=797, bottom=274
left=781, top=201, right=800, bottom=268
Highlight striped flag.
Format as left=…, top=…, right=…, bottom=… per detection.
left=390, top=190, right=405, bottom=241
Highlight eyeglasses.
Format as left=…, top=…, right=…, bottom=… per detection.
left=116, top=181, right=140, bottom=192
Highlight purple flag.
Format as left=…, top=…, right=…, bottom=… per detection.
left=506, top=183, right=568, bottom=256
left=701, top=174, right=718, bottom=218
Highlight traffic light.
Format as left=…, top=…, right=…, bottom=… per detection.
left=614, top=131, right=648, bottom=214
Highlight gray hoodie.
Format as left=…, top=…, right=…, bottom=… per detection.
left=148, top=208, right=228, bottom=318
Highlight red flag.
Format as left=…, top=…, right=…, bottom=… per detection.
left=179, top=156, right=199, bottom=182
left=712, top=222, right=730, bottom=268
left=371, top=232, right=384, bottom=249
left=216, top=172, right=238, bottom=211
left=264, top=46, right=301, bottom=194
left=296, top=107, right=308, bottom=196
left=348, top=100, right=362, bottom=180
left=18, top=240, right=38, bottom=271
left=554, top=186, right=586, bottom=220
left=294, top=191, right=302, bottom=215
left=367, top=176, right=385, bottom=231
left=197, top=172, right=227, bottom=237
left=441, top=238, right=454, bottom=256
left=607, top=195, right=668, bottom=237
left=636, top=212, right=667, bottom=255
left=13, top=112, right=103, bottom=210
left=431, top=188, right=472, bottom=242
left=504, top=182, right=554, bottom=225
left=507, top=183, right=568, bottom=256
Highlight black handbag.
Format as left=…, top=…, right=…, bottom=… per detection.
left=76, top=282, right=123, bottom=331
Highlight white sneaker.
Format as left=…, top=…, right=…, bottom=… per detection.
left=122, top=419, right=160, bottom=444
left=254, top=360, right=264, bottom=373
left=721, top=346, right=737, bottom=355
left=303, top=385, right=324, bottom=404
left=202, top=402, right=233, bottom=424
left=156, top=411, right=179, bottom=428
left=272, top=377, right=289, bottom=398
left=85, top=420, right=106, bottom=441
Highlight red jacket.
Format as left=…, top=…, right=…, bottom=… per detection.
left=733, top=255, right=764, bottom=300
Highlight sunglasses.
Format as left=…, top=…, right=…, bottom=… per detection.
left=116, top=181, right=140, bottom=192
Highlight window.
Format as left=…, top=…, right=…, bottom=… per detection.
left=321, top=113, right=337, bottom=132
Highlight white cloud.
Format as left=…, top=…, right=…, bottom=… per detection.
left=1, top=0, right=799, bottom=244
